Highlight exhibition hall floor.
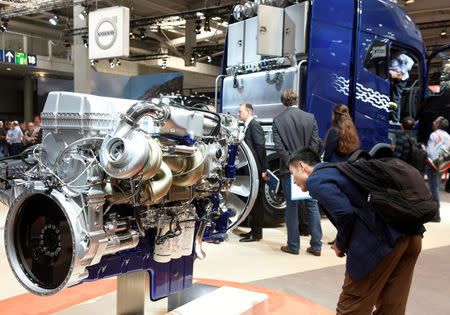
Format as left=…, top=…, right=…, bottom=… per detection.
left=0, top=185, right=449, bottom=314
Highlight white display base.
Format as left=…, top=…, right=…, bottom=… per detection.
left=165, top=286, right=268, bottom=315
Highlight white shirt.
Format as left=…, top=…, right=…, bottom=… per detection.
left=426, top=129, right=450, bottom=155
left=390, top=54, right=414, bottom=81
left=6, top=126, right=23, bottom=144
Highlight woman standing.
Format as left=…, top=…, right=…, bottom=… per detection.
left=323, top=104, right=360, bottom=162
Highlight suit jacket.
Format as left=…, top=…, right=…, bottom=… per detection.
left=244, top=119, right=268, bottom=174
left=306, top=164, right=424, bottom=280
left=273, top=107, right=322, bottom=176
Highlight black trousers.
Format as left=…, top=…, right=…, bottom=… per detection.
left=249, top=178, right=264, bottom=238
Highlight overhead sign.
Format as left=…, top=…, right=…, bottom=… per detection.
left=5, top=50, right=15, bottom=63
left=27, top=54, right=37, bottom=66
left=16, top=51, right=26, bottom=65
left=88, top=6, right=130, bottom=60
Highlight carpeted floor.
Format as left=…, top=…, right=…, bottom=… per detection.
left=250, top=246, right=450, bottom=314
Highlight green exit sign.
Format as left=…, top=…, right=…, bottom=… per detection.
left=16, top=52, right=26, bottom=65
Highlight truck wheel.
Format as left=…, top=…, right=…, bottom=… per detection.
left=262, top=167, right=286, bottom=227
left=221, top=142, right=259, bottom=232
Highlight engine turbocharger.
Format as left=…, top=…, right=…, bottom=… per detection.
left=1, top=92, right=258, bottom=299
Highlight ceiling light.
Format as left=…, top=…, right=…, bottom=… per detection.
left=441, top=30, right=447, bottom=38
left=206, top=56, right=212, bottom=63
left=195, top=20, right=202, bottom=34
left=82, top=36, right=88, bottom=47
left=211, top=16, right=221, bottom=21
left=6, top=67, right=11, bottom=71
left=150, top=25, right=159, bottom=32
left=78, top=9, right=88, bottom=20
left=116, top=59, right=121, bottom=67
left=139, top=28, right=146, bottom=39
left=404, top=0, right=414, bottom=4
left=204, top=19, right=211, bottom=32
left=196, top=12, right=204, bottom=18
left=90, top=59, right=97, bottom=66
left=49, top=15, right=59, bottom=26
left=109, top=59, right=115, bottom=69
left=0, top=19, right=8, bottom=32
left=129, top=31, right=135, bottom=39
left=161, top=59, right=167, bottom=69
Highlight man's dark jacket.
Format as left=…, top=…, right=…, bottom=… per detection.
left=273, top=107, right=322, bottom=176
left=307, top=164, right=424, bottom=279
left=245, top=118, right=268, bottom=173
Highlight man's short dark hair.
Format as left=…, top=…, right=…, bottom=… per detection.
left=401, top=116, right=415, bottom=131
left=288, top=147, right=321, bottom=168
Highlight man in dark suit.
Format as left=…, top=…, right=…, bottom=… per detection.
left=288, top=148, right=423, bottom=313
left=237, top=103, right=269, bottom=242
left=273, top=89, right=322, bottom=255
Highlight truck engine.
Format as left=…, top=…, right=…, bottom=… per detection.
left=0, top=92, right=258, bottom=300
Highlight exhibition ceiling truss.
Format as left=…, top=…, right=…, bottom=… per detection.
left=0, top=0, right=448, bottom=65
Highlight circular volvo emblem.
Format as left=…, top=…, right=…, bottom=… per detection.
left=95, top=18, right=118, bottom=50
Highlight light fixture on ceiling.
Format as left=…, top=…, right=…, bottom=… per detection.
left=116, top=59, right=121, bottom=67
left=129, top=31, right=135, bottom=39
left=161, top=59, right=167, bottom=70
left=204, top=18, right=211, bottom=32
left=211, top=16, right=221, bottom=21
left=207, top=56, right=212, bottom=63
left=49, top=15, right=59, bottom=26
left=0, top=19, right=8, bottom=32
left=109, top=59, right=115, bottom=68
left=6, top=67, right=11, bottom=71
left=441, top=30, right=447, bottom=38
left=82, top=36, right=88, bottom=47
left=79, top=9, right=88, bottom=20
left=404, top=0, right=414, bottom=4
left=139, top=28, right=146, bottom=39
left=190, top=55, right=195, bottom=64
left=195, top=20, right=202, bottom=34
left=90, top=59, right=97, bottom=66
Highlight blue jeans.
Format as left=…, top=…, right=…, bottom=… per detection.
left=281, top=176, right=322, bottom=252
left=426, top=165, right=443, bottom=220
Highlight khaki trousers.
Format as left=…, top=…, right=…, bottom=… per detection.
left=337, top=234, right=422, bottom=315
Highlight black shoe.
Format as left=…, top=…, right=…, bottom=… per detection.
left=239, top=234, right=261, bottom=242
left=239, top=232, right=251, bottom=237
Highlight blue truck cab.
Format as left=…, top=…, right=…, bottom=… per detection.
left=219, top=0, right=448, bottom=223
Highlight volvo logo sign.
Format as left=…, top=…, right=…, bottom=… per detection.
left=95, top=17, right=118, bottom=50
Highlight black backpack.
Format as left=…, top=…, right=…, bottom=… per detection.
left=317, top=150, right=438, bottom=236
left=405, top=135, right=427, bottom=175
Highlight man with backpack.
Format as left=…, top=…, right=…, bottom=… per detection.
left=391, top=116, right=427, bottom=174
left=288, top=147, right=431, bottom=314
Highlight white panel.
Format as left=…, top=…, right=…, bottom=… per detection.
left=227, top=21, right=245, bottom=67
left=89, top=6, right=130, bottom=60
left=257, top=5, right=284, bottom=57
left=284, top=2, right=309, bottom=55
left=244, top=17, right=261, bottom=64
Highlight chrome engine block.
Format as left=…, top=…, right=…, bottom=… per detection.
left=2, top=92, right=258, bottom=298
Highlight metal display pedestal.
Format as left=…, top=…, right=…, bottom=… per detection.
left=117, top=271, right=151, bottom=315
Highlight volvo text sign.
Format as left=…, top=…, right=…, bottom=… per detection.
left=89, top=6, right=129, bottom=60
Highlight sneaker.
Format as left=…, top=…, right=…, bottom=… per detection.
left=306, top=247, right=321, bottom=256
